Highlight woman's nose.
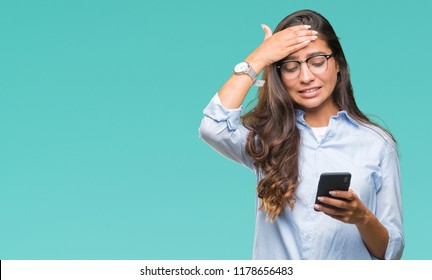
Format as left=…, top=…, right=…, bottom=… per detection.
left=299, top=63, right=315, bottom=84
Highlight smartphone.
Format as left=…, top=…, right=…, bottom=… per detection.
left=314, top=172, right=351, bottom=210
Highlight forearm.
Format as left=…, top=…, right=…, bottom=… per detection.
left=315, top=190, right=391, bottom=259
left=356, top=211, right=389, bottom=259
left=218, top=56, right=266, bottom=109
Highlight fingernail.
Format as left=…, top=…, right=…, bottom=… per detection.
left=303, top=40, right=310, bottom=45
left=329, top=191, right=336, bottom=195
left=311, top=35, right=318, bottom=40
left=261, top=24, right=265, bottom=30
left=314, top=204, right=321, bottom=210
left=312, top=30, right=318, bottom=35
left=317, top=197, right=324, bottom=201
left=304, top=25, right=312, bottom=29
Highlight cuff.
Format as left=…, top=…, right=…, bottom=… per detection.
left=203, top=93, right=243, bottom=131
left=384, top=228, right=404, bottom=260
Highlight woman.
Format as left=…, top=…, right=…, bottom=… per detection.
left=199, top=10, right=404, bottom=259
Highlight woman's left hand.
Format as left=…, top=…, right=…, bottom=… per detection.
left=314, top=189, right=371, bottom=225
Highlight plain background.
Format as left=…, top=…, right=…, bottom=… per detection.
left=0, top=0, right=431, bottom=259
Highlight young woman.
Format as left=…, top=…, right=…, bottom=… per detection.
left=199, top=10, right=404, bottom=260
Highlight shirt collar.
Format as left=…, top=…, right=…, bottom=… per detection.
left=295, top=109, right=360, bottom=127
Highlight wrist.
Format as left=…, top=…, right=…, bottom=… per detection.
left=233, top=60, right=266, bottom=87
left=356, top=209, right=374, bottom=228
left=244, top=54, right=267, bottom=74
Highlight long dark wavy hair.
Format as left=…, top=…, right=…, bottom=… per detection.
left=241, top=10, right=395, bottom=221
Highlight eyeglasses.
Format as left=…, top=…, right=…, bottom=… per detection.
left=276, top=54, right=334, bottom=80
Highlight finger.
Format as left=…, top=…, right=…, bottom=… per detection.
left=283, top=24, right=313, bottom=32
left=314, top=204, right=346, bottom=216
left=273, top=31, right=318, bottom=55
left=328, top=214, right=346, bottom=221
left=277, top=25, right=317, bottom=38
left=280, top=28, right=318, bottom=38
left=280, top=36, right=316, bottom=55
left=329, top=190, right=355, bottom=201
left=296, top=29, right=319, bottom=38
left=284, top=34, right=318, bottom=47
left=317, top=196, right=349, bottom=209
left=261, top=24, right=273, bottom=40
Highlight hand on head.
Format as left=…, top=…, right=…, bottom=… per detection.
left=247, top=24, right=318, bottom=69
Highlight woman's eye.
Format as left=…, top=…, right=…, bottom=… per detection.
left=309, top=57, right=327, bottom=67
left=282, top=63, right=299, bottom=72
left=311, top=61, right=325, bottom=67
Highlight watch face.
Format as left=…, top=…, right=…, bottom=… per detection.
left=234, top=62, right=249, bottom=73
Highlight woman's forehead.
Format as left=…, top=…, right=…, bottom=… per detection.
left=287, top=39, right=331, bottom=60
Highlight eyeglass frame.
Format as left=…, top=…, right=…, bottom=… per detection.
left=276, top=53, right=335, bottom=79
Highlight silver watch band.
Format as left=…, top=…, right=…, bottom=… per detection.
left=233, top=61, right=265, bottom=87
left=245, top=65, right=257, bottom=81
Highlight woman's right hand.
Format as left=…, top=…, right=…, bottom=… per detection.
left=246, top=24, right=318, bottom=72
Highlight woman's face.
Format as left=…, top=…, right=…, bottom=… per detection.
left=280, top=38, right=339, bottom=114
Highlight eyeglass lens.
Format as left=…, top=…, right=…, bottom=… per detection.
left=280, top=55, right=330, bottom=79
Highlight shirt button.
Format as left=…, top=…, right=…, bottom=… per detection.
left=305, top=234, right=311, bottom=241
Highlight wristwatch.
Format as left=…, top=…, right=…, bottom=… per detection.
left=233, top=61, right=257, bottom=82
left=233, top=61, right=265, bottom=87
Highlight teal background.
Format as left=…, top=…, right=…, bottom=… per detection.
left=0, top=0, right=430, bottom=259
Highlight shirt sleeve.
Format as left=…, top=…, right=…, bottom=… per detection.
left=198, top=93, right=255, bottom=172
left=375, top=141, right=405, bottom=259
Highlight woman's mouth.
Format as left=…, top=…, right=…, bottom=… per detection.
left=298, top=87, right=322, bottom=98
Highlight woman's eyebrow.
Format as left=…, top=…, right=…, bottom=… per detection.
left=283, top=51, right=328, bottom=61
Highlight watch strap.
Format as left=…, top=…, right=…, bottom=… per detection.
left=234, top=61, right=265, bottom=87
left=245, top=65, right=257, bottom=81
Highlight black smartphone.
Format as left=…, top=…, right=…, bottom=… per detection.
left=314, top=172, right=351, bottom=210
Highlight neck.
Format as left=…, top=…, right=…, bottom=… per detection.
left=303, top=103, right=339, bottom=127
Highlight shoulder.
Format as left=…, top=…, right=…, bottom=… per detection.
left=356, top=121, right=397, bottom=154
left=333, top=111, right=395, bottom=149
